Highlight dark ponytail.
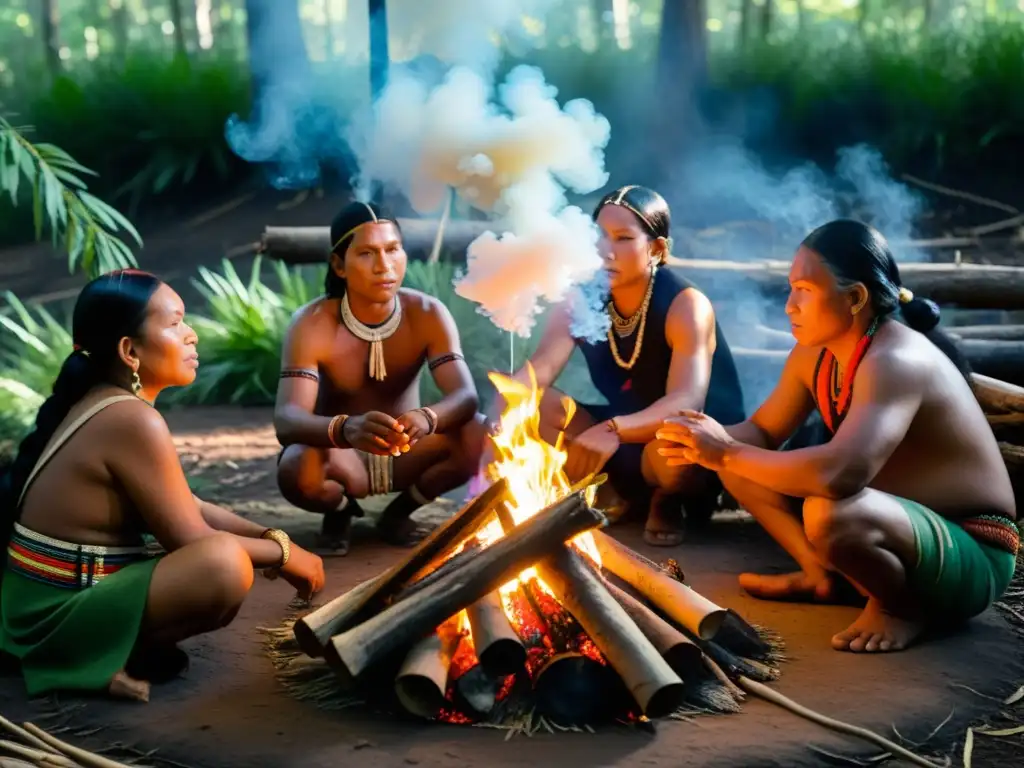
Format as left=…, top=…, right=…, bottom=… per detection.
left=0, top=269, right=161, bottom=544
left=801, top=219, right=972, bottom=380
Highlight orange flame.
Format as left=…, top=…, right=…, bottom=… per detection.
left=477, top=364, right=601, bottom=602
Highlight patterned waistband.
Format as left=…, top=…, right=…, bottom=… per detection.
left=6, top=522, right=152, bottom=590
left=960, top=514, right=1021, bottom=557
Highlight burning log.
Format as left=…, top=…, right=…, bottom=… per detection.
left=532, top=652, right=620, bottom=725
left=293, top=478, right=509, bottom=656
left=465, top=591, right=527, bottom=677
left=394, top=625, right=463, bottom=719
left=324, top=491, right=604, bottom=682
left=600, top=577, right=704, bottom=680
left=535, top=548, right=686, bottom=718
left=590, top=530, right=727, bottom=640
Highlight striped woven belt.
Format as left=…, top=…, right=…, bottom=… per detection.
left=960, top=514, right=1021, bottom=557
left=6, top=522, right=152, bottom=590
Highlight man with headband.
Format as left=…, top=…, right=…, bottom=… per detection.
left=657, top=220, right=1018, bottom=653
left=274, top=201, right=487, bottom=554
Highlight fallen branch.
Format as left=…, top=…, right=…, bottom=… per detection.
left=900, top=173, right=1018, bottom=215
left=22, top=724, right=134, bottom=768
left=737, top=676, right=946, bottom=768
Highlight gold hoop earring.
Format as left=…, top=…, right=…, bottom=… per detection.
left=131, top=371, right=142, bottom=396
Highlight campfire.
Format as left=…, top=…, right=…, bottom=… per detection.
left=268, top=368, right=782, bottom=731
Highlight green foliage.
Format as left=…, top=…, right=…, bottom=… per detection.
left=713, top=21, right=1024, bottom=173
left=0, top=115, right=141, bottom=276
left=0, top=292, right=73, bottom=447
left=11, top=53, right=250, bottom=220
left=167, top=256, right=323, bottom=406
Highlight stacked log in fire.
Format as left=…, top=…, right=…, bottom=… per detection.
left=288, top=477, right=778, bottom=727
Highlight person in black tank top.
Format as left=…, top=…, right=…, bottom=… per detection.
left=485, top=186, right=745, bottom=546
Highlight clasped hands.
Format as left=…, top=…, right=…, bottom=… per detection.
left=341, top=410, right=432, bottom=456
left=656, top=410, right=735, bottom=471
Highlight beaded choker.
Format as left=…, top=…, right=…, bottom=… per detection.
left=339, top=293, right=403, bottom=381
left=814, top=317, right=881, bottom=433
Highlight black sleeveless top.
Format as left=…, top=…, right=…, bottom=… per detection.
left=575, top=267, right=746, bottom=425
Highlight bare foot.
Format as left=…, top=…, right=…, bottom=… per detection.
left=831, top=599, right=926, bottom=653
left=738, top=570, right=834, bottom=602
left=109, top=670, right=151, bottom=702
left=643, top=491, right=685, bottom=547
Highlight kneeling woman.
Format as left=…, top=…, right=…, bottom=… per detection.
left=0, top=270, right=325, bottom=701
left=492, top=185, right=745, bottom=545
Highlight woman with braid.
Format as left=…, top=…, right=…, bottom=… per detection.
left=0, top=270, right=324, bottom=701
left=657, top=220, right=1019, bottom=653
left=275, top=201, right=487, bottom=554
left=482, top=185, right=745, bottom=546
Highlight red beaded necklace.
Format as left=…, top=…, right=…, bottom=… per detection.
left=814, top=317, right=881, bottom=433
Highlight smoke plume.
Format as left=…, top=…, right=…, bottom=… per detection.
left=346, top=62, right=613, bottom=340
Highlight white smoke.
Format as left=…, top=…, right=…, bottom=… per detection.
left=346, top=62, right=613, bottom=339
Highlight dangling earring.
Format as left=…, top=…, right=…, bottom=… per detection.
left=131, top=370, right=142, bottom=396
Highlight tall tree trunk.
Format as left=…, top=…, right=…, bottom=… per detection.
left=323, top=0, right=335, bottom=59
left=592, top=0, right=615, bottom=42
left=858, top=0, right=869, bottom=33
left=655, top=0, right=707, bottom=152
left=367, top=0, right=389, bottom=102
left=759, top=0, right=773, bottom=40
left=110, top=0, right=129, bottom=63
left=168, top=0, right=188, bottom=57
left=244, top=0, right=311, bottom=104
left=738, top=0, right=753, bottom=48
left=40, top=0, right=62, bottom=78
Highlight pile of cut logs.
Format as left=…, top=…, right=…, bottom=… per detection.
left=292, top=478, right=776, bottom=725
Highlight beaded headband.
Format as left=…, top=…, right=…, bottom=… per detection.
left=330, top=202, right=396, bottom=253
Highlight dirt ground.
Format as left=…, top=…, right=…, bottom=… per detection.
left=1, top=407, right=1021, bottom=768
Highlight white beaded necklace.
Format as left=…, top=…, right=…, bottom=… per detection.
left=339, top=292, right=403, bottom=381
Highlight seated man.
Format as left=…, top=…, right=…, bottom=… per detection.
left=275, top=201, right=486, bottom=554
left=483, top=185, right=746, bottom=545
left=657, top=219, right=1019, bottom=653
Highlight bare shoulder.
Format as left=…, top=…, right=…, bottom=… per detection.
left=93, top=398, right=174, bottom=444
left=859, top=328, right=929, bottom=390
left=786, top=343, right=827, bottom=388
left=400, top=287, right=456, bottom=328
left=289, top=295, right=337, bottom=331
left=670, top=286, right=715, bottom=319
left=401, top=287, right=443, bottom=314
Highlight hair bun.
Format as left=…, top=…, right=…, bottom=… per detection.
left=901, top=296, right=941, bottom=333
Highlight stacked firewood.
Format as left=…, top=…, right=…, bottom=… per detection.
left=277, top=477, right=780, bottom=728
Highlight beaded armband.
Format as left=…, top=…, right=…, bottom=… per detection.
left=428, top=352, right=465, bottom=371
left=280, top=368, right=319, bottom=383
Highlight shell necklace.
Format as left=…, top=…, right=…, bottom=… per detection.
left=339, top=293, right=403, bottom=381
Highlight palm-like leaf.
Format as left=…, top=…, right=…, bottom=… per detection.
left=0, top=116, right=142, bottom=278
left=0, top=292, right=73, bottom=445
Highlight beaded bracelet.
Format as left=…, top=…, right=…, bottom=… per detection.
left=328, top=414, right=349, bottom=447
